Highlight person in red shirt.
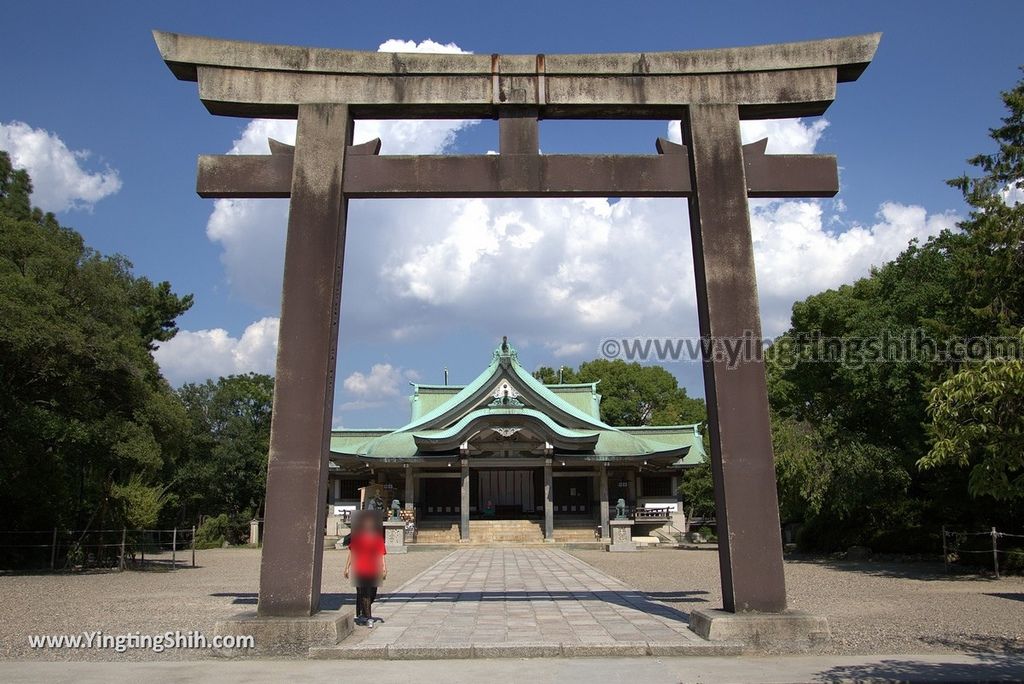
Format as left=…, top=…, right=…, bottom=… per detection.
left=344, top=512, right=387, bottom=627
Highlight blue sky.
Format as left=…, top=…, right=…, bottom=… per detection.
left=1, top=1, right=1021, bottom=428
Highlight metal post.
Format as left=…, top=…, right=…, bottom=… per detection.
left=258, top=103, right=353, bottom=617
left=682, top=104, right=787, bottom=613
left=50, top=528, right=57, bottom=570
left=992, top=527, right=1000, bottom=579
left=119, top=527, right=127, bottom=571
left=172, top=527, right=177, bottom=569
left=191, top=525, right=196, bottom=568
left=141, top=531, right=145, bottom=565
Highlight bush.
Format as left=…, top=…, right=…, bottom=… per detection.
left=1004, top=547, right=1024, bottom=575
left=194, top=513, right=254, bottom=548
left=195, top=514, right=231, bottom=549
left=868, top=526, right=938, bottom=555
left=697, top=525, right=717, bottom=542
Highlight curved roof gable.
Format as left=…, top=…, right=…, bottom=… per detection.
left=397, top=339, right=613, bottom=434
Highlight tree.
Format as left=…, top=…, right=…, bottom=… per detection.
left=920, top=340, right=1024, bottom=500
left=679, top=461, right=715, bottom=520
left=945, top=69, right=1024, bottom=336
left=772, top=414, right=912, bottom=550
left=765, top=71, right=1024, bottom=546
left=915, top=73, right=1024, bottom=501
left=171, top=374, right=274, bottom=531
left=0, top=152, right=192, bottom=532
left=535, top=359, right=706, bottom=426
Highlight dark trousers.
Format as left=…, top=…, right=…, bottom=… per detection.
left=355, top=584, right=379, bottom=618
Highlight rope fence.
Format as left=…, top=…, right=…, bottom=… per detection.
left=0, top=527, right=197, bottom=572
left=942, top=525, right=1024, bottom=578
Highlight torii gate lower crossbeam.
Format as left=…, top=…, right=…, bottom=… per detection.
left=155, top=30, right=879, bottom=620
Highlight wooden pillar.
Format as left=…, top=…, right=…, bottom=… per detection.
left=683, top=103, right=787, bottom=613
left=258, top=103, right=352, bottom=618
left=544, top=458, right=553, bottom=541
left=404, top=465, right=414, bottom=509
left=599, top=464, right=610, bottom=541
left=460, top=459, right=470, bottom=541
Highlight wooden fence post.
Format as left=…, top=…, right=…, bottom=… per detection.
left=191, top=525, right=196, bottom=567
left=172, top=528, right=177, bottom=569
left=119, top=527, right=127, bottom=571
left=941, top=525, right=948, bottom=573
left=992, top=526, right=1000, bottom=579
left=50, top=528, right=57, bottom=570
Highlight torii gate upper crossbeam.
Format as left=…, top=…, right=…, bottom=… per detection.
left=154, top=30, right=879, bottom=120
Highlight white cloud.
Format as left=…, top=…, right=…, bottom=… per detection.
left=548, top=341, right=586, bottom=358
left=153, top=317, right=279, bottom=385
left=377, top=38, right=467, bottom=54
left=1002, top=180, right=1023, bottom=207
left=339, top=363, right=421, bottom=411
left=0, top=121, right=121, bottom=212
left=665, top=117, right=829, bottom=154
left=343, top=363, right=403, bottom=398
left=751, top=200, right=959, bottom=334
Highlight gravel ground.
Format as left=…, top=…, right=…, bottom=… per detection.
left=0, top=547, right=449, bottom=661
left=569, top=547, right=1024, bottom=656
left=2, top=546, right=1022, bottom=660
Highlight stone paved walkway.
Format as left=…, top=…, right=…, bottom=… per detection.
left=316, top=548, right=739, bottom=659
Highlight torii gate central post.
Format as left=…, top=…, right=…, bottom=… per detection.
left=155, top=31, right=879, bottom=626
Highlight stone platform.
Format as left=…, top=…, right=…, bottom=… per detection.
left=215, top=609, right=353, bottom=656
left=312, top=548, right=741, bottom=659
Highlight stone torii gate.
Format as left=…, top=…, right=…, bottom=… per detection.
left=155, top=31, right=879, bottom=622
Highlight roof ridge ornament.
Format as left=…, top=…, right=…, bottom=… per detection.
left=493, top=335, right=519, bottom=367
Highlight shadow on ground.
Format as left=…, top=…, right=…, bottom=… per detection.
left=920, top=633, right=1024, bottom=655
left=211, top=592, right=354, bottom=611
left=816, top=654, right=1024, bottom=682
left=784, top=556, right=1002, bottom=582
left=986, top=592, right=1024, bottom=603
left=211, top=589, right=705, bottom=622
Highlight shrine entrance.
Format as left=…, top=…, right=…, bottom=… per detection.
left=155, top=30, right=880, bottom=618
left=477, top=469, right=538, bottom=517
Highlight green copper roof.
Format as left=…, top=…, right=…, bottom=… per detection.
left=332, top=339, right=705, bottom=465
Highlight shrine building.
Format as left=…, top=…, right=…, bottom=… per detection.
left=327, top=339, right=705, bottom=544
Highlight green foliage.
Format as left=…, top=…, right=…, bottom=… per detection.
left=193, top=512, right=253, bottom=548
left=1005, top=548, right=1024, bottom=575
left=920, top=340, right=1024, bottom=500
left=534, top=359, right=706, bottom=426
left=111, top=474, right=169, bottom=529
left=0, top=151, right=193, bottom=532
left=915, top=72, right=1024, bottom=502
left=773, top=414, right=912, bottom=550
left=170, top=374, right=274, bottom=524
left=766, top=71, right=1024, bottom=547
left=194, top=514, right=231, bottom=549
left=679, top=461, right=715, bottom=519
left=946, top=68, right=1024, bottom=335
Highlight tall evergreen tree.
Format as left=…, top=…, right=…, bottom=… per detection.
left=0, top=151, right=193, bottom=531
